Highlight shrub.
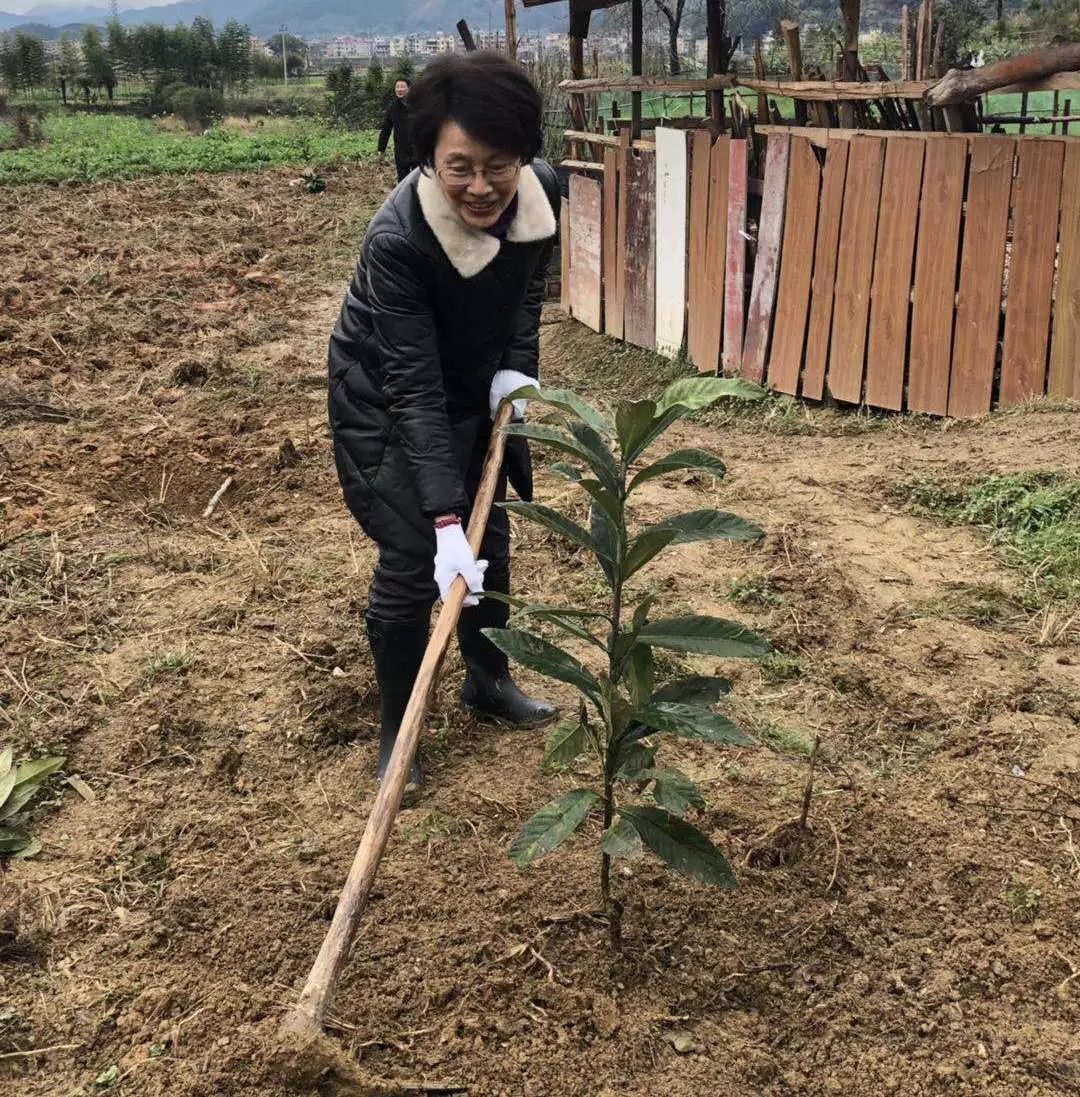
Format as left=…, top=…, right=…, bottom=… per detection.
left=484, top=377, right=770, bottom=944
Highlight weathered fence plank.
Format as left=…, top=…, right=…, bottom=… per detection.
left=828, top=134, right=884, bottom=403
left=908, top=135, right=967, bottom=416
left=686, top=130, right=713, bottom=370
left=560, top=198, right=570, bottom=313
left=768, top=136, right=821, bottom=396
left=999, top=138, right=1065, bottom=406
left=602, top=147, right=618, bottom=336
left=802, top=139, right=849, bottom=401
left=623, top=149, right=657, bottom=351
left=948, top=136, right=1015, bottom=418
left=700, top=136, right=731, bottom=375
left=742, top=132, right=791, bottom=383
left=865, top=137, right=925, bottom=411
left=722, top=139, right=748, bottom=375
left=1049, top=141, right=1080, bottom=399
left=568, top=173, right=603, bottom=333
left=655, top=128, right=690, bottom=358
left=609, top=132, right=631, bottom=341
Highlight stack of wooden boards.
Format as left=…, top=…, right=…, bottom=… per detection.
left=563, top=127, right=1080, bottom=417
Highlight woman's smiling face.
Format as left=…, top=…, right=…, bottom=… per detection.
left=433, top=120, right=521, bottom=231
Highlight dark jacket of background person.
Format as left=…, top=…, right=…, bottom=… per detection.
left=377, top=97, right=416, bottom=173
left=327, top=159, right=560, bottom=562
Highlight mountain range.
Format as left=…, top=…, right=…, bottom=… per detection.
left=0, top=0, right=562, bottom=36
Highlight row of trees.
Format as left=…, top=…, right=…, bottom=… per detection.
left=0, top=18, right=300, bottom=104
left=600, top=0, right=1075, bottom=76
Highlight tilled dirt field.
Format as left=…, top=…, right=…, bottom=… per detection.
left=2, top=164, right=1078, bottom=1097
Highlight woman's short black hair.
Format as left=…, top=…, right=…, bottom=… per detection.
left=407, top=51, right=543, bottom=167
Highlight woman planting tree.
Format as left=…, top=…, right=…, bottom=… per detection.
left=328, top=51, right=559, bottom=790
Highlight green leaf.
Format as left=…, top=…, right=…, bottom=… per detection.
left=645, top=510, right=763, bottom=545
left=621, top=404, right=686, bottom=463
left=626, top=645, right=654, bottom=710
left=482, top=628, right=602, bottom=701
left=633, top=702, right=752, bottom=745
left=632, top=592, right=659, bottom=632
left=549, top=461, right=583, bottom=483
left=613, top=740, right=656, bottom=779
left=654, top=376, right=766, bottom=416
left=0, top=748, right=12, bottom=778
left=615, top=399, right=658, bottom=460
left=568, top=420, right=622, bottom=494
left=503, top=423, right=609, bottom=482
left=542, top=717, right=589, bottom=771
left=518, top=385, right=612, bottom=437
left=620, top=805, right=736, bottom=887
left=601, top=815, right=644, bottom=858
left=509, top=789, right=599, bottom=865
left=502, top=501, right=598, bottom=554
left=484, top=592, right=608, bottom=621
left=590, top=499, right=619, bottom=588
left=653, top=676, right=732, bottom=705
left=10, top=836, right=42, bottom=860
left=578, top=478, right=623, bottom=530
left=0, top=783, right=46, bottom=821
left=0, top=827, right=31, bottom=854
left=13, top=755, right=65, bottom=789
left=0, top=762, right=16, bottom=810
left=639, top=767, right=705, bottom=816
left=623, top=528, right=679, bottom=579
left=636, top=616, right=771, bottom=658
left=629, top=448, right=728, bottom=491
left=95, top=1065, right=119, bottom=1088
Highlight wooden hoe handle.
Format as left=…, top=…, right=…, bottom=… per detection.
left=282, top=402, right=514, bottom=1035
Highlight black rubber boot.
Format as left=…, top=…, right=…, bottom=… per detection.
left=365, top=614, right=428, bottom=789
left=457, top=596, right=558, bottom=728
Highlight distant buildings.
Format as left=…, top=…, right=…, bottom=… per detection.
left=313, top=30, right=459, bottom=64
left=304, top=29, right=644, bottom=70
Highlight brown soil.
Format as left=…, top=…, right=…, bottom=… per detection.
left=2, top=165, right=1078, bottom=1097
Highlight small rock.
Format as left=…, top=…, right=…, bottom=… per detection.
left=669, top=1031, right=700, bottom=1054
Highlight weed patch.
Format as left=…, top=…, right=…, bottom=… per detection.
left=896, top=472, right=1080, bottom=605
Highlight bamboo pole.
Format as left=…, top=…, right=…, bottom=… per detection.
left=281, top=403, right=514, bottom=1037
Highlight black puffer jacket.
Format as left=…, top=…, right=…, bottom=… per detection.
left=328, top=160, right=560, bottom=554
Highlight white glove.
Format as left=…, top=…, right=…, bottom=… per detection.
left=489, top=369, right=539, bottom=420
left=434, top=522, right=488, bottom=606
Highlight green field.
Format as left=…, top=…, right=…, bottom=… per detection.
left=0, top=112, right=377, bottom=185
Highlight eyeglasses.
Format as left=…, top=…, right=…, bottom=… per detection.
left=437, top=160, right=521, bottom=188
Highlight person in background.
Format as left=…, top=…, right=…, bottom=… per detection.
left=328, top=52, right=560, bottom=790
left=377, top=78, right=417, bottom=183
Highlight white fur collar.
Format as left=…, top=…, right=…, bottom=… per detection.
left=416, top=164, right=557, bottom=279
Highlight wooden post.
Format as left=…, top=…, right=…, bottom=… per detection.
left=569, top=33, right=587, bottom=159
left=839, top=0, right=861, bottom=127
left=1020, top=91, right=1028, bottom=134
left=705, top=0, right=728, bottom=129
left=901, top=5, right=911, bottom=79
left=1052, top=90, right=1060, bottom=134
left=780, top=20, right=809, bottom=126
left=631, top=0, right=643, bottom=138
left=1064, top=98, right=1072, bottom=135
left=504, top=0, right=517, bottom=59
left=456, top=19, right=476, bottom=51
left=753, top=38, right=769, bottom=124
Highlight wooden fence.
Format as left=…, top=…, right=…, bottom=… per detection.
left=563, top=127, right=1080, bottom=416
